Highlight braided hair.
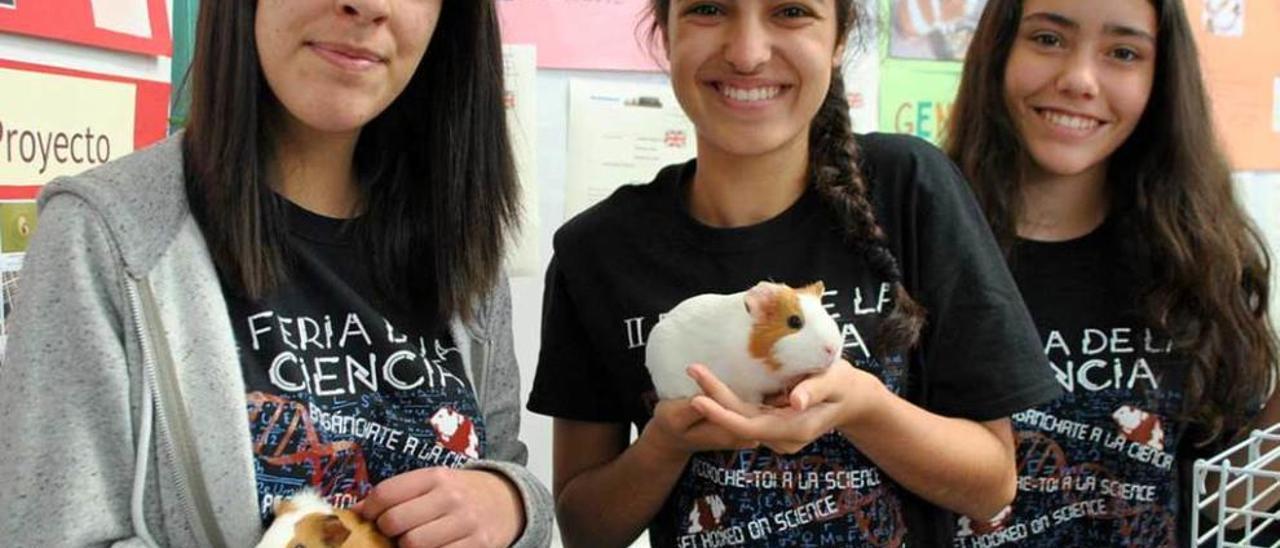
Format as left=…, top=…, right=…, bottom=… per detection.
left=809, top=73, right=926, bottom=358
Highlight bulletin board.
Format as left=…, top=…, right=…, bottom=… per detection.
left=0, top=0, right=171, bottom=56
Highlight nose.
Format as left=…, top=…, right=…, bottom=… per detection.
left=338, top=0, right=390, bottom=24
left=723, top=17, right=772, bottom=73
left=823, top=344, right=837, bottom=361
left=1055, top=50, right=1099, bottom=100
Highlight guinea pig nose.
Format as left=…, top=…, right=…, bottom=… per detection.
left=823, top=344, right=836, bottom=357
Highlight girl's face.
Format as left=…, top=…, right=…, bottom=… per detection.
left=664, top=0, right=843, bottom=160
left=256, top=0, right=442, bottom=137
left=1003, top=0, right=1157, bottom=180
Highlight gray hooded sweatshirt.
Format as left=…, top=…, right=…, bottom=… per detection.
left=0, top=134, right=553, bottom=548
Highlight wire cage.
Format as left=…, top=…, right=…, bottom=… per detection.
left=1193, top=422, right=1280, bottom=547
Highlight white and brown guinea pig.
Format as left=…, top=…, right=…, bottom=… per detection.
left=256, top=489, right=391, bottom=548
left=646, top=281, right=844, bottom=404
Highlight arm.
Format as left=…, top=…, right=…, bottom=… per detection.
left=0, top=194, right=142, bottom=544
left=554, top=400, right=757, bottom=548
left=690, top=362, right=1016, bottom=519
left=463, top=274, right=553, bottom=548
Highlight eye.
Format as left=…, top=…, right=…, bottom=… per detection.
left=293, top=544, right=305, bottom=548
left=685, top=3, right=724, bottom=17
left=1110, top=46, right=1141, bottom=62
left=1030, top=32, right=1063, bottom=48
left=787, top=315, right=803, bottom=330
left=776, top=5, right=813, bottom=18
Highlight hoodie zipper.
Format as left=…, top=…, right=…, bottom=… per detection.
left=127, top=279, right=228, bottom=548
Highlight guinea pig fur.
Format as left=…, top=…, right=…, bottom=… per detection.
left=256, top=489, right=391, bottom=548
left=646, top=281, right=845, bottom=404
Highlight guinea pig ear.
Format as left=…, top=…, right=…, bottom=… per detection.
left=744, top=282, right=780, bottom=321
left=273, top=499, right=295, bottom=517
left=320, top=514, right=351, bottom=546
left=800, top=281, right=825, bottom=297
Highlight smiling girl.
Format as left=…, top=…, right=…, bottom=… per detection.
left=528, top=0, right=1060, bottom=546
left=946, top=0, right=1279, bottom=545
left=0, top=1, right=551, bottom=546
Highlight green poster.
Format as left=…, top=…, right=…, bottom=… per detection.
left=877, top=60, right=963, bottom=145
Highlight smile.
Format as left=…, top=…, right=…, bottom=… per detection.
left=715, top=83, right=785, bottom=103
left=1035, top=108, right=1104, bottom=131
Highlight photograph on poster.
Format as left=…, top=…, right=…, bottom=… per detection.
left=889, top=0, right=986, bottom=61
left=1204, top=0, right=1244, bottom=36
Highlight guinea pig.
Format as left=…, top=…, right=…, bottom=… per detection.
left=256, top=489, right=391, bottom=548
left=645, top=281, right=844, bottom=404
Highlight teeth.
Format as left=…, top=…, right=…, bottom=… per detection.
left=720, top=84, right=781, bottom=103
left=1041, top=110, right=1100, bottom=131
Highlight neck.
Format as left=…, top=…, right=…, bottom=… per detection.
left=274, top=118, right=363, bottom=219
left=688, top=134, right=809, bottom=228
left=1017, top=159, right=1110, bottom=241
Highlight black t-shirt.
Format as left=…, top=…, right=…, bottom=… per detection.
left=528, top=133, right=1061, bottom=547
left=951, top=217, right=1190, bottom=547
left=224, top=199, right=486, bottom=523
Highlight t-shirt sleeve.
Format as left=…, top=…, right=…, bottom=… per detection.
left=526, top=253, right=630, bottom=422
left=893, top=141, right=1062, bottom=421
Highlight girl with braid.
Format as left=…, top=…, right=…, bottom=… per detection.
left=946, top=0, right=1279, bottom=545
left=528, top=0, right=1061, bottom=546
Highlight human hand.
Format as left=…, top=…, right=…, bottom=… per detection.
left=689, top=360, right=888, bottom=454
left=640, top=380, right=759, bottom=462
left=356, top=467, right=524, bottom=548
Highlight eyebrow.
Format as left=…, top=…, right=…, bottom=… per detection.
left=1022, top=11, right=1156, bottom=43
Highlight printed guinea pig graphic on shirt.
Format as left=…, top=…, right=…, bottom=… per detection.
left=687, top=495, right=728, bottom=535
left=1112, top=404, right=1165, bottom=451
left=429, top=407, right=480, bottom=459
left=645, top=281, right=846, bottom=403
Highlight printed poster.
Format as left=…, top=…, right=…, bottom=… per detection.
left=498, top=0, right=660, bottom=72
left=0, top=60, right=170, bottom=199
left=0, top=200, right=35, bottom=361
left=0, top=0, right=171, bottom=56
left=878, top=61, right=962, bottom=145
left=502, top=44, right=540, bottom=277
left=888, top=0, right=986, bottom=61
left=565, top=78, right=696, bottom=220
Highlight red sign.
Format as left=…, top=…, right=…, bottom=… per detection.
left=0, top=58, right=170, bottom=199
left=0, top=0, right=171, bottom=56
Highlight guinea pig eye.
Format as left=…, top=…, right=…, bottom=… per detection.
left=787, top=315, right=803, bottom=330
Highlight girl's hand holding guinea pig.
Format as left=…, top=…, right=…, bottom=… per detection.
left=637, top=396, right=759, bottom=465
left=688, top=360, right=891, bottom=454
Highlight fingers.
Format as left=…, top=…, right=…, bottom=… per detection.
left=396, top=514, right=468, bottom=548
left=358, top=467, right=446, bottom=522
left=687, top=363, right=753, bottom=414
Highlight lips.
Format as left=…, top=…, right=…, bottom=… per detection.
left=307, top=41, right=385, bottom=71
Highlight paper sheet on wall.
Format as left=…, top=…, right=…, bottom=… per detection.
left=1234, top=171, right=1280, bottom=334
left=1188, top=0, right=1280, bottom=170
left=502, top=45, right=540, bottom=277
left=565, top=78, right=696, bottom=221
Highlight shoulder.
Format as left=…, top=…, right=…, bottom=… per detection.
left=38, top=133, right=192, bottom=278
left=552, top=161, right=685, bottom=255
left=854, top=133, right=973, bottom=210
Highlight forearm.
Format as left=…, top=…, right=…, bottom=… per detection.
left=838, top=383, right=1016, bottom=519
left=556, top=432, right=689, bottom=548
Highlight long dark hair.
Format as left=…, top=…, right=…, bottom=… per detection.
left=946, top=0, right=1278, bottom=443
left=183, top=1, right=519, bottom=322
left=644, top=0, right=925, bottom=357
